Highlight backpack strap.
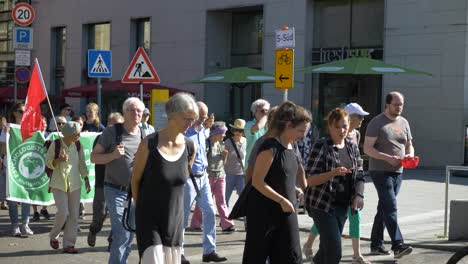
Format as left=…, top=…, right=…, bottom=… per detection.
left=75, top=140, right=81, bottom=152
left=54, top=139, right=61, bottom=160
left=114, top=123, right=124, bottom=144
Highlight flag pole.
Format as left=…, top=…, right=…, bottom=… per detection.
left=34, top=58, right=62, bottom=142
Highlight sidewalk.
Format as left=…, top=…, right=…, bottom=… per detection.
left=297, top=168, right=468, bottom=252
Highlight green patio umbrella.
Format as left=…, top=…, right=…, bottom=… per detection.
left=297, top=57, right=431, bottom=75
left=192, top=67, right=275, bottom=85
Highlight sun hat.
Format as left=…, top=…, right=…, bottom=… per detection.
left=61, top=121, right=81, bottom=137
left=229, top=119, right=246, bottom=130
left=344, top=103, right=369, bottom=116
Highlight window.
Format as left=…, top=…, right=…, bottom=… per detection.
left=0, top=0, right=14, bottom=12
left=51, top=27, right=66, bottom=97
left=0, top=21, right=13, bottom=53
left=132, top=18, right=150, bottom=53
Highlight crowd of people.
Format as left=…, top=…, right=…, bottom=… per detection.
left=0, top=91, right=415, bottom=264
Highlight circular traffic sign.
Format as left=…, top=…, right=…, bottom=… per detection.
left=15, top=67, right=30, bottom=83
left=12, top=3, right=35, bottom=26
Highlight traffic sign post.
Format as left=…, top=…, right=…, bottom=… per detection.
left=12, top=3, right=35, bottom=26
left=122, top=47, right=161, bottom=101
left=88, top=50, right=112, bottom=119
left=275, top=26, right=295, bottom=102
left=13, top=27, right=33, bottom=50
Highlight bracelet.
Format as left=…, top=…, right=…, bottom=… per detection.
left=355, top=193, right=364, bottom=199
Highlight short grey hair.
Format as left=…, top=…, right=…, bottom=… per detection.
left=165, top=93, right=199, bottom=119
left=250, top=99, right=270, bottom=114
left=122, top=97, right=145, bottom=113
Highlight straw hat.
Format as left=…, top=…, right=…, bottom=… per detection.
left=229, top=119, right=246, bottom=130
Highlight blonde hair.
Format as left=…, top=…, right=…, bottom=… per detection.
left=86, top=102, right=101, bottom=127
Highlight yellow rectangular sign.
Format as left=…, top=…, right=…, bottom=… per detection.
left=275, top=49, right=294, bottom=89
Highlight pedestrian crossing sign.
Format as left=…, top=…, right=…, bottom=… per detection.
left=88, top=50, right=112, bottom=78
left=122, top=47, right=160, bottom=83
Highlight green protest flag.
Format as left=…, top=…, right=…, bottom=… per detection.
left=7, top=124, right=53, bottom=205
left=6, top=125, right=99, bottom=205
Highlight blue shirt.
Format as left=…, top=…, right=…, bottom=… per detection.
left=185, top=126, right=208, bottom=174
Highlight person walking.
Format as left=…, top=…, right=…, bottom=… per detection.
left=243, top=101, right=311, bottom=264
left=139, top=108, right=155, bottom=136
left=131, top=93, right=198, bottom=264
left=224, top=119, right=246, bottom=207
left=364, top=91, right=414, bottom=259
left=304, top=108, right=366, bottom=264
left=47, top=122, right=91, bottom=253
left=91, top=97, right=145, bottom=264
left=87, top=112, right=124, bottom=248
left=244, top=99, right=270, bottom=166
left=190, top=122, right=236, bottom=232
left=0, top=103, right=33, bottom=237
left=302, top=103, right=370, bottom=264
left=182, top=101, right=227, bottom=264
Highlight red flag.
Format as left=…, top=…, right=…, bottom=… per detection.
left=21, top=59, right=47, bottom=141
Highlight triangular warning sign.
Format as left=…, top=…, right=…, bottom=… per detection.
left=91, top=54, right=110, bottom=73
left=122, top=47, right=161, bottom=83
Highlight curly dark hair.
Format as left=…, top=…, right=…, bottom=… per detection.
left=268, top=101, right=312, bottom=135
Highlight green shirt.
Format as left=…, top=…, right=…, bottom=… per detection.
left=244, top=119, right=266, bottom=167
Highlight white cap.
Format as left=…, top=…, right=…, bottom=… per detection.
left=344, top=103, right=369, bottom=116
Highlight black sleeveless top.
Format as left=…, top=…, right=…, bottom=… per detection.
left=135, top=133, right=194, bottom=257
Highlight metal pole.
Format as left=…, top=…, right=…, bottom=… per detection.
left=14, top=66, right=17, bottom=103
left=283, top=89, right=288, bottom=102
left=444, top=166, right=450, bottom=237
left=140, top=82, right=143, bottom=102
left=97, top=78, right=102, bottom=120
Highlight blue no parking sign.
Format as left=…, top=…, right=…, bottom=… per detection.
left=88, top=50, right=112, bottom=78
left=15, top=67, right=30, bottom=83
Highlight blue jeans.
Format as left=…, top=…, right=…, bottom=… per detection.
left=183, top=174, right=216, bottom=255
left=8, top=200, right=30, bottom=226
left=370, top=171, right=403, bottom=249
left=104, top=185, right=135, bottom=264
left=225, top=174, right=244, bottom=207
left=310, top=205, right=348, bottom=264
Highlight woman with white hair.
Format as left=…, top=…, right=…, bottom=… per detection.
left=244, top=99, right=270, bottom=166
left=131, top=93, right=198, bottom=264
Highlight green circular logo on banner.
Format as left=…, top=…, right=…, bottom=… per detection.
left=10, top=142, right=48, bottom=190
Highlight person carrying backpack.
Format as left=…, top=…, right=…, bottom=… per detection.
left=47, top=121, right=90, bottom=254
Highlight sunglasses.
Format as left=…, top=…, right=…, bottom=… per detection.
left=16, top=110, right=24, bottom=114
left=259, top=109, right=269, bottom=114
left=57, top=122, right=66, bottom=126
left=65, top=108, right=72, bottom=112
left=232, top=128, right=244, bottom=133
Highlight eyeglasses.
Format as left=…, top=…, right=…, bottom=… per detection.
left=184, top=117, right=196, bottom=124
left=199, top=115, right=209, bottom=121
left=259, top=108, right=269, bottom=114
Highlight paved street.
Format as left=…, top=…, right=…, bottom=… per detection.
left=1, top=169, right=468, bottom=263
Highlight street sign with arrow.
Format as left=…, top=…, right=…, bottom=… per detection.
left=275, top=49, right=294, bottom=89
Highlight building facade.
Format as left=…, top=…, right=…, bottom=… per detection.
left=6, top=0, right=467, bottom=167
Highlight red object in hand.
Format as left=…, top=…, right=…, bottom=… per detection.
left=401, top=156, right=420, bottom=169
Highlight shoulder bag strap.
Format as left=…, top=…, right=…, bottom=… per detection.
left=229, top=136, right=245, bottom=174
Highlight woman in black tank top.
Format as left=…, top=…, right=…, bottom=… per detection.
left=131, top=93, right=198, bottom=264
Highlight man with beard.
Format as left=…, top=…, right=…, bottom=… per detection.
left=364, top=91, right=414, bottom=260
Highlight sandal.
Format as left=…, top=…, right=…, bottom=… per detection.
left=50, top=239, right=59, bottom=250
left=352, top=255, right=372, bottom=264
left=63, top=246, right=78, bottom=254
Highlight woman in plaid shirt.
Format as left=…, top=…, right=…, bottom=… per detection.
left=304, top=108, right=366, bottom=264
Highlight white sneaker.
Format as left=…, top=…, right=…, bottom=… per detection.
left=11, top=225, right=21, bottom=237
left=20, top=224, right=34, bottom=236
